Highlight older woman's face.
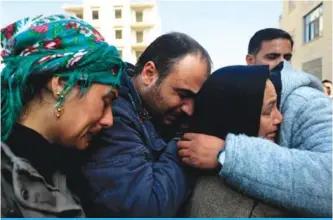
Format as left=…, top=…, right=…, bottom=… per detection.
left=258, top=80, right=283, bottom=141
left=57, top=83, right=118, bottom=149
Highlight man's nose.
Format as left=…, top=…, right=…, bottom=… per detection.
left=180, top=100, right=195, bottom=116
left=276, top=56, right=286, bottom=64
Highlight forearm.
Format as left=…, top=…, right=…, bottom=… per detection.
left=219, top=133, right=332, bottom=217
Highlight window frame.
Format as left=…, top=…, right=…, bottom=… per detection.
left=115, top=29, right=122, bottom=40
left=135, top=11, right=143, bottom=22
left=303, top=3, right=323, bottom=43
left=115, top=9, right=122, bottom=19
left=92, top=9, right=99, bottom=20
left=136, top=31, right=143, bottom=43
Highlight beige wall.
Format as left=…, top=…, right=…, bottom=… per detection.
left=64, top=0, right=161, bottom=64
left=280, top=0, right=332, bottom=81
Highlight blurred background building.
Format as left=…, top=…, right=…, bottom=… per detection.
left=280, top=0, right=332, bottom=80
left=64, top=0, right=161, bottom=64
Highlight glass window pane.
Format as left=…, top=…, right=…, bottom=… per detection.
left=115, top=9, right=122, bottom=19
left=136, top=31, right=143, bottom=43
left=136, top=51, right=143, bottom=60
left=115, top=30, right=122, bottom=39
left=304, top=4, right=323, bottom=42
left=136, top=11, right=143, bottom=22
left=310, top=23, right=314, bottom=40
left=92, top=10, right=99, bottom=20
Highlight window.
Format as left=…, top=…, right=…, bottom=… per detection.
left=288, top=0, right=296, bottom=13
left=136, top=51, right=143, bottom=60
left=136, top=11, right=143, bottom=22
left=118, top=49, right=122, bottom=58
left=115, top=9, right=122, bottom=19
left=302, top=58, right=322, bottom=79
left=136, top=31, right=143, bottom=43
left=92, top=10, right=99, bottom=20
left=304, top=4, right=323, bottom=43
left=115, top=30, right=122, bottom=39
left=76, top=12, right=83, bottom=19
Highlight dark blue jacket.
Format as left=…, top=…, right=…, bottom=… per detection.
left=80, top=73, right=192, bottom=217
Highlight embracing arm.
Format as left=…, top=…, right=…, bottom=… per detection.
left=82, top=104, right=191, bottom=217
left=221, top=95, right=332, bottom=217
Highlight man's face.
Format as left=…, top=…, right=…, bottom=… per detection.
left=246, top=38, right=292, bottom=70
left=323, top=82, right=332, bottom=96
left=144, top=54, right=209, bottom=126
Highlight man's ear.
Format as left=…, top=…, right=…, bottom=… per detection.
left=49, top=76, right=66, bottom=99
left=246, top=54, right=255, bottom=66
left=140, top=61, right=159, bottom=86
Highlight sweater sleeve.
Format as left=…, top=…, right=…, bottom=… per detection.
left=219, top=95, right=332, bottom=217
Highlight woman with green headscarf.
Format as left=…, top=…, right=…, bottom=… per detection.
left=1, top=14, right=124, bottom=217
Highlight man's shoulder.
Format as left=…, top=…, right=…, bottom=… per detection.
left=112, top=77, right=141, bottom=121
left=112, top=95, right=138, bottom=119
left=286, top=86, right=327, bottom=103
left=282, top=85, right=331, bottom=120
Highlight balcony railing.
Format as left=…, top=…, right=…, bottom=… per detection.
left=130, top=2, right=154, bottom=9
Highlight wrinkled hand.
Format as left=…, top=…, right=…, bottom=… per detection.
left=177, top=133, right=225, bottom=169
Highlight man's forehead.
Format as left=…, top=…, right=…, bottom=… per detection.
left=261, top=39, right=292, bottom=52
left=167, top=67, right=208, bottom=93
left=172, top=77, right=201, bottom=94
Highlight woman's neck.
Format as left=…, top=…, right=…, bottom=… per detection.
left=18, top=101, right=57, bottom=144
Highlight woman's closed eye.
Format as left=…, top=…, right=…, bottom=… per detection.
left=262, top=101, right=276, bottom=116
left=103, top=89, right=118, bottom=108
left=103, top=97, right=112, bottom=108
left=263, top=108, right=273, bottom=116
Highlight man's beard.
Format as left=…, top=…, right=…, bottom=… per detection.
left=142, top=85, right=165, bottom=120
left=142, top=85, right=189, bottom=141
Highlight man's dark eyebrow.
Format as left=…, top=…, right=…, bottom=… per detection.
left=265, top=53, right=280, bottom=57
left=175, top=88, right=197, bottom=97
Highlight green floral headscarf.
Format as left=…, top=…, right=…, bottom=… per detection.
left=1, top=14, right=124, bottom=140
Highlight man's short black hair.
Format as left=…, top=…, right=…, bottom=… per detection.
left=134, top=32, right=212, bottom=83
left=322, top=79, right=332, bottom=84
left=248, top=28, right=294, bottom=55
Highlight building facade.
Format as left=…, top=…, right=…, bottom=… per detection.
left=279, top=0, right=332, bottom=81
left=63, top=0, right=161, bottom=64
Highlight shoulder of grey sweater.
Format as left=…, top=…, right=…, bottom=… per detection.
left=281, top=86, right=328, bottom=112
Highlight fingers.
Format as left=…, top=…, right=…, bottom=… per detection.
left=181, top=157, right=191, bottom=165
left=178, top=149, right=190, bottom=158
left=182, top=133, right=198, bottom=140
left=177, top=140, right=191, bottom=149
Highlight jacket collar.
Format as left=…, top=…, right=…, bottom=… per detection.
left=5, top=123, right=71, bottom=183
left=120, top=72, right=141, bottom=111
left=1, top=142, right=84, bottom=216
left=119, top=71, right=152, bottom=119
